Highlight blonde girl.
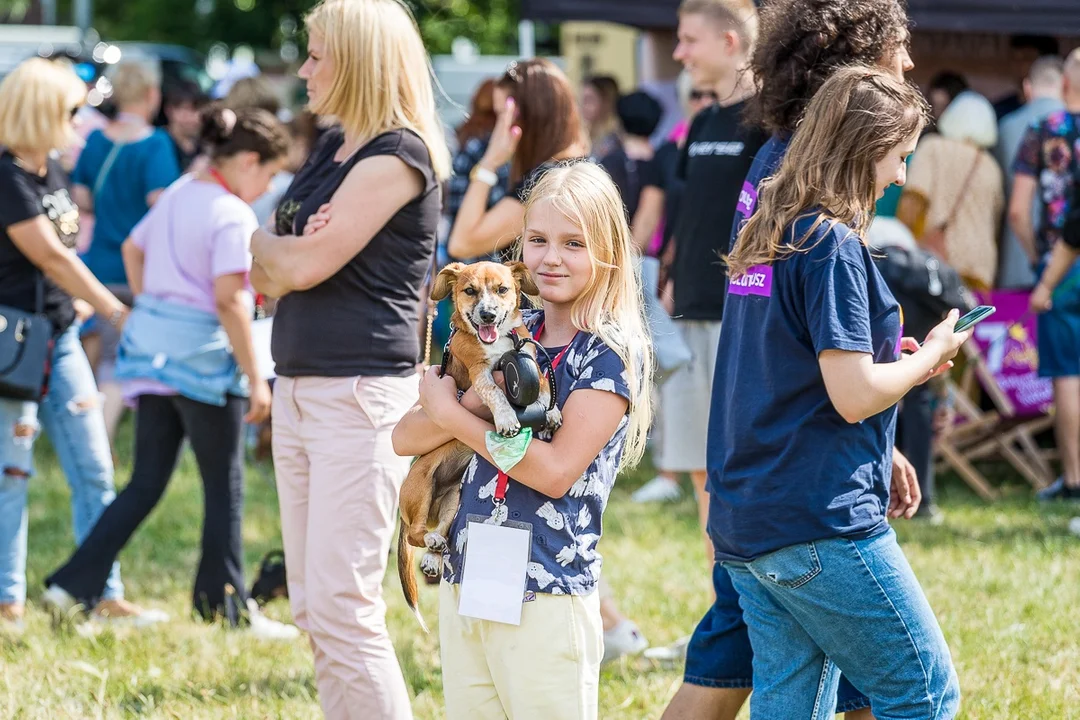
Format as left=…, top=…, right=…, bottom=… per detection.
left=393, top=161, right=652, bottom=719
left=249, top=0, right=449, bottom=716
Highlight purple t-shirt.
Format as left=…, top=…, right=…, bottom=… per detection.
left=125, top=175, right=257, bottom=400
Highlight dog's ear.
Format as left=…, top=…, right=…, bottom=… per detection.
left=509, top=262, right=539, bottom=296
left=431, top=262, right=465, bottom=301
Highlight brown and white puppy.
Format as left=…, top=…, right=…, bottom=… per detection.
left=397, top=261, right=559, bottom=630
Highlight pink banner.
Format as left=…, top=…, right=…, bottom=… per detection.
left=969, top=289, right=1052, bottom=418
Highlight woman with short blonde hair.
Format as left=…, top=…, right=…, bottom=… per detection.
left=899, top=90, right=1004, bottom=289
left=250, top=0, right=448, bottom=715
left=0, top=58, right=137, bottom=629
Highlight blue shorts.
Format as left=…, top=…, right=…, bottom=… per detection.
left=1037, top=262, right=1080, bottom=378
left=684, top=561, right=870, bottom=712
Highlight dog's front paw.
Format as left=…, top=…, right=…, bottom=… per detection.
left=545, top=407, right=563, bottom=431
left=420, top=552, right=442, bottom=578
left=424, top=532, right=448, bottom=553
left=493, top=406, right=521, bottom=437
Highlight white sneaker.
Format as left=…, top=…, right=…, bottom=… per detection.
left=643, top=635, right=691, bottom=664
left=42, top=584, right=79, bottom=618
left=245, top=599, right=300, bottom=641
left=632, top=476, right=683, bottom=503
left=602, top=620, right=649, bottom=665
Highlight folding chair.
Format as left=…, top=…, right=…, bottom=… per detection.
left=934, top=291, right=1057, bottom=501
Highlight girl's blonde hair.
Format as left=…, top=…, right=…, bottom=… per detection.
left=728, top=66, right=928, bottom=276
left=0, top=58, right=86, bottom=153
left=305, top=0, right=451, bottom=180
left=521, top=162, right=654, bottom=471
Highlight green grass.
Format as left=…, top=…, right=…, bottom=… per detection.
left=3, top=424, right=1080, bottom=719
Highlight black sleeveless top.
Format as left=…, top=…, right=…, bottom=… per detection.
left=271, top=127, right=440, bottom=378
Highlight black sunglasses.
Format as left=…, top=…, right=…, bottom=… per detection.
left=690, top=90, right=718, bottom=102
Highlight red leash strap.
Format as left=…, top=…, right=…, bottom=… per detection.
left=493, top=320, right=573, bottom=503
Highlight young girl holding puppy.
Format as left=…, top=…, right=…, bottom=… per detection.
left=392, top=161, right=652, bottom=719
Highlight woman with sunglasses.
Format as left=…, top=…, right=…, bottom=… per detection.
left=446, top=58, right=589, bottom=261
left=0, top=58, right=136, bottom=631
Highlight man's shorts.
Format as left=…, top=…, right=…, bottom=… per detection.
left=1037, top=262, right=1080, bottom=378
left=684, top=560, right=870, bottom=712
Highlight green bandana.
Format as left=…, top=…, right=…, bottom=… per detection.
left=485, top=428, right=533, bottom=474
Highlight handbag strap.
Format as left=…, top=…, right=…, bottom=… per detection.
left=93, top=139, right=125, bottom=198
left=941, top=150, right=982, bottom=229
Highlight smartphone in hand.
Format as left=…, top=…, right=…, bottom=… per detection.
left=953, top=305, right=996, bottom=334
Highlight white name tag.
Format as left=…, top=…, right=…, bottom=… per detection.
left=457, top=520, right=531, bottom=625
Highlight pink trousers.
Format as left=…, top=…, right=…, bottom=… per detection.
left=272, top=374, right=419, bottom=720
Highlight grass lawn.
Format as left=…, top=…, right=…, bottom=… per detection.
left=3, top=425, right=1080, bottom=719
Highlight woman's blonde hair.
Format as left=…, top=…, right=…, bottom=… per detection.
left=0, top=58, right=86, bottom=153
left=937, top=90, right=998, bottom=149
left=109, top=60, right=160, bottom=108
left=728, top=66, right=928, bottom=276
left=305, top=0, right=450, bottom=180
left=520, top=162, right=654, bottom=471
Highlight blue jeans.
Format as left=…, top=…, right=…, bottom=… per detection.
left=684, top=561, right=869, bottom=712
left=0, top=323, right=123, bottom=605
left=724, top=528, right=960, bottom=720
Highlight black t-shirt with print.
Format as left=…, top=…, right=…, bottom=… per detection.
left=672, top=101, right=767, bottom=320
left=271, top=127, right=441, bottom=378
left=0, top=152, right=80, bottom=334
left=646, top=139, right=684, bottom=255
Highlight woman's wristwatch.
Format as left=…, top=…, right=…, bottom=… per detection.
left=469, top=164, right=498, bottom=187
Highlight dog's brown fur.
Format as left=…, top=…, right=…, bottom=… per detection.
left=397, top=261, right=558, bottom=631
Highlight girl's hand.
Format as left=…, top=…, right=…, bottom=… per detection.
left=917, top=310, right=972, bottom=383
left=481, top=97, right=522, bottom=170
left=1030, top=282, right=1053, bottom=313
left=419, top=366, right=461, bottom=428
left=246, top=379, right=272, bottom=424
left=888, top=447, right=922, bottom=519
left=73, top=298, right=94, bottom=322
left=303, top=203, right=332, bottom=236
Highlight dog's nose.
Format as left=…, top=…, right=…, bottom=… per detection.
left=478, top=309, right=497, bottom=324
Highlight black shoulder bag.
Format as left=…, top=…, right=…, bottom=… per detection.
left=0, top=273, right=54, bottom=401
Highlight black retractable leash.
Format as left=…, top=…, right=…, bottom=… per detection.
left=441, top=331, right=558, bottom=433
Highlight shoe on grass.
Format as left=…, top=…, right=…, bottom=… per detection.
left=631, top=476, right=683, bottom=503
left=92, top=598, right=170, bottom=627
left=244, top=599, right=300, bottom=641
left=602, top=620, right=649, bottom=665
left=1037, top=477, right=1080, bottom=502
left=643, top=635, right=691, bottom=664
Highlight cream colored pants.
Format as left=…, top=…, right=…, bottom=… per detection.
left=439, top=581, right=603, bottom=720
left=272, top=374, right=418, bottom=720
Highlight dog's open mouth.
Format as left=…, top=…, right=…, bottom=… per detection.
left=477, top=324, right=499, bottom=344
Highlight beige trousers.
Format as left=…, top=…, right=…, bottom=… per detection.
left=272, top=374, right=419, bottom=720
left=439, top=581, right=603, bottom=720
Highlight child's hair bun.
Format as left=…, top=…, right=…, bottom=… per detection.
left=200, top=105, right=238, bottom=148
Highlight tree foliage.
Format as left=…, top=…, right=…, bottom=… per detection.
left=58, top=0, right=522, bottom=56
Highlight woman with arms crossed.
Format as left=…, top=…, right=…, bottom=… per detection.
left=248, top=0, right=449, bottom=717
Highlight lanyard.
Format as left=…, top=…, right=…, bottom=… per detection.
left=493, top=320, right=575, bottom=503
left=207, top=167, right=236, bottom=196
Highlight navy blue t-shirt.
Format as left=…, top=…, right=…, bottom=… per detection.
left=708, top=214, right=902, bottom=562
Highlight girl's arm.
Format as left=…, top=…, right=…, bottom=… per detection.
left=251, top=154, right=423, bottom=292
left=121, top=238, right=144, bottom=296
left=820, top=310, right=970, bottom=424
left=446, top=95, right=523, bottom=260
left=214, top=272, right=271, bottom=423
left=419, top=368, right=629, bottom=498
left=446, top=194, right=524, bottom=260
left=8, top=216, right=127, bottom=320
left=392, top=382, right=499, bottom=457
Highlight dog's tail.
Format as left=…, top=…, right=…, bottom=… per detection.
left=397, top=520, right=429, bottom=633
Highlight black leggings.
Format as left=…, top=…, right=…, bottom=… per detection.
left=47, top=393, right=249, bottom=625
